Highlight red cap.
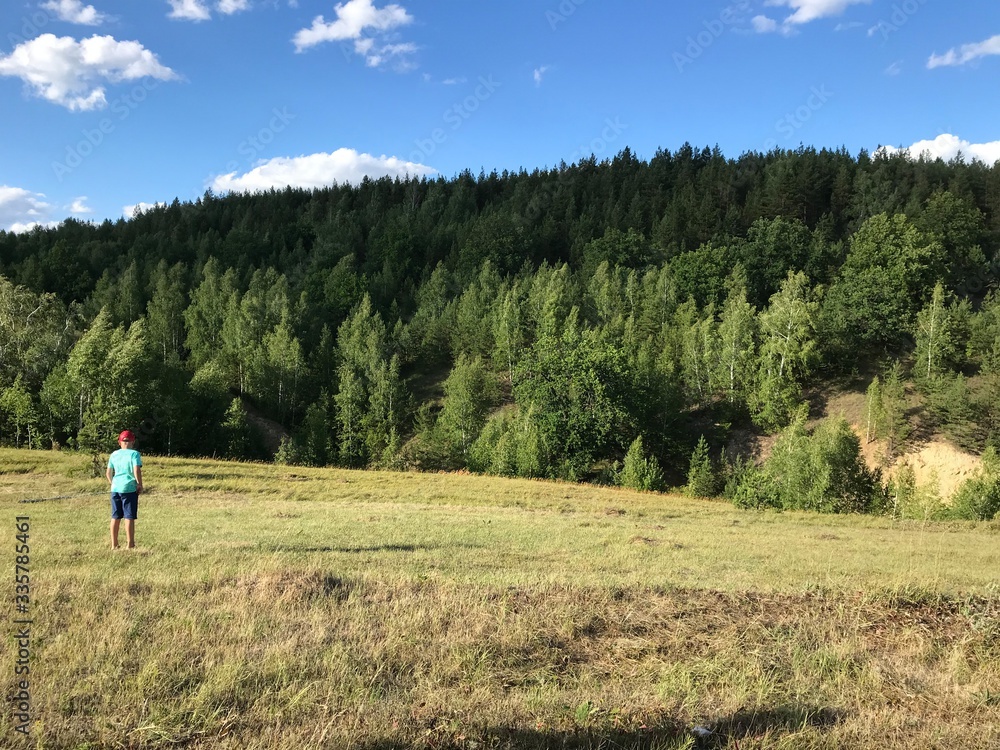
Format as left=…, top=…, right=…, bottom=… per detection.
left=119, top=430, right=136, bottom=442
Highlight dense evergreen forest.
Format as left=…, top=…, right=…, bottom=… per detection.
left=3, top=144, right=1000, bottom=518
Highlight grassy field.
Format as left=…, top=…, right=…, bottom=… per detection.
left=1, top=448, right=998, bottom=749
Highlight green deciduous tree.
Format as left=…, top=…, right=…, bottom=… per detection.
left=334, top=295, right=405, bottom=467
left=750, top=271, right=818, bottom=430
left=752, top=414, right=885, bottom=514
left=435, top=354, right=499, bottom=460
left=914, top=282, right=959, bottom=384
left=0, top=374, right=36, bottom=448
left=715, top=276, right=757, bottom=405
left=822, top=213, right=944, bottom=350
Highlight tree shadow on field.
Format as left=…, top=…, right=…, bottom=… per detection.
left=259, top=541, right=484, bottom=554
left=260, top=543, right=432, bottom=553
left=702, top=705, right=844, bottom=746
left=354, top=705, right=845, bottom=750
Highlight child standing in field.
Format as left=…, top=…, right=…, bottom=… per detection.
left=106, top=429, right=143, bottom=550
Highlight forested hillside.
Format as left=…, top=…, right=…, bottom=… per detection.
left=2, top=145, right=1000, bottom=517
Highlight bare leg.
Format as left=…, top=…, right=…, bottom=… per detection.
left=110, top=519, right=120, bottom=549
left=125, top=519, right=135, bottom=549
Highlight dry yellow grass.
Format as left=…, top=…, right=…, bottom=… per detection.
left=1, top=449, right=998, bottom=749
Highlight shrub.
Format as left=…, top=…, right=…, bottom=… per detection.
left=735, top=415, right=886, bottom=514
left=617, top=436, right=664, bottom=492
left=948, top=447, right=1000, bottom=521
left=683, top=435, right=716, bottom=497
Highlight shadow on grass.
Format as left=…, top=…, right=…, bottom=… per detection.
left=704, top=705, right=844, bottom=746
left=259, top=542, right=484, bottom=554
left=352, top=705, right=844, bottom=749
left=260, top=543, right=431, bottom=553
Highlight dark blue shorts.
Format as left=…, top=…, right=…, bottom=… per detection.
left=111, top=491, right=138, bottom=520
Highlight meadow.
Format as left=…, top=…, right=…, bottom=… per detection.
left=2, top=447, right=998, bottom=749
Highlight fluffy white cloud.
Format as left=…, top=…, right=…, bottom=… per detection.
left=211, top=149, right=435, bottom=193
left=167, top=0, right=252, bottom=21
left=69, top=197, right=92, bottom=214
left=763, top=0, right=871, bottom=27
left=0, top=186, right=53, bottom=233
left=294, top=0, right=411, bottom=48
left=533, top=65, right=549, bottom=86
left=123, top=201, right=166, bottom=217
left=928, top=34, right=1000, bottom=68
left=880, top=134, right=1000, bottom=165
left=167, top=0, right=211, bottom=21
left=218, top=0, right=251, bottom=13
left=41, top=0, right=107, bottom=25
left=293, top=0, right=415, bottom=67
left=0, top=33, right=177, bottom=111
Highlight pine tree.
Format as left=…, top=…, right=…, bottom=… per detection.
left=684, top=435, right=715, bottom=497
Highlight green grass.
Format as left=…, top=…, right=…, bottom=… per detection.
left=2, top=448, right=998, bottom=749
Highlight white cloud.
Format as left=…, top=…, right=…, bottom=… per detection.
left=167, top=0, right=211, bottom=21
left=751, top=15, right=779, bottom=33
left=211, top=148, right=435, bottom=193
left=928, top=34, right=1000, bottom=68
left=217, top=0, right=251, bottom=13
left=763, top=0, right=871, bottom=27
left=835, top=21, right=863, bottom=31
left=293, top=0, right=415, bottom=68
left=363, top=41, right=416, bottom=69
left=293, top=0, right=411, bottom=48
left=41, top=0, right=107, bottom=25
left=0, top=186, right=53, bottom=233
left=533, top=65, right=549, bottom=86
left=0, top=33, right=177, bottom=111
left=885, top=60, right=902, bottom=76
left=123, top=201, right=166, bottom=217
left=168, top=0, right=253, bottom=20
left=880, top=134, right=1000, bottom=165
left=69, top=196, right=92, bottom=214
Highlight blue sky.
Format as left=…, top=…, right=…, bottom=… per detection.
left=1, top=0, right=999, bottom=231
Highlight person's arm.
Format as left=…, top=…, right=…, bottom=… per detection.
left=134, top=465, right=143, bottom=494
left=106, top=464, right=113, bottom=484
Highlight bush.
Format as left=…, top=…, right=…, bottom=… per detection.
left=617, top=436, right=664, bottom=492
left=730, top=463, right=780, bottom=510
left=950, top=476, right=1000, bottom=521
left=734, top=415, right=886, bottom=514
left=468, top=407, right=546, bottom=479
left=948, top=447, right=1000, bottom=521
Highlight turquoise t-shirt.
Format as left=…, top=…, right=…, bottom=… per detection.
left=108, top=448, right=142, bottom=493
